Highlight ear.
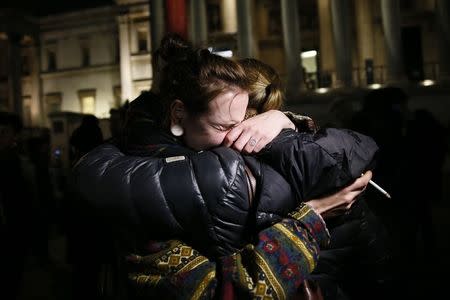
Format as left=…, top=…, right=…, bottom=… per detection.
left=169, top=99, right=186, bottom=126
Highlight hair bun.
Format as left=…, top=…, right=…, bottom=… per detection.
left=158, top=33, right=193, bottom=63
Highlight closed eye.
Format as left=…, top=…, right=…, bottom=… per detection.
left=211, top=123, right=238, bottom=132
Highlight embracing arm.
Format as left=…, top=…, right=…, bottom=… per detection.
left=223, top=111, right=375, bottom=220
left=223, top=110, right=295, bottom=153
left=223, top=110, right=317, bottom=154
left=306, top=171, right=372, bottom=218
left=255, top=128, right=378, bottom=202
left=71, top=143, right=255, bottom=257
left=125, top=203, right=330, bottom=299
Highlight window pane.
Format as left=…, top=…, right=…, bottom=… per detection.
left=46, top=93, right=62, bottom=113
left=49, top=103, right=61, bottom=113
left=81, top=96, right=95, bottom=114
left=137, top=30, right=148, bottom=52
left=47, top=50, right=56, bottom=71
left=82, top=46, right=90, bottom=66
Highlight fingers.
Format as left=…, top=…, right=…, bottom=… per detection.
left=339, top=171, right=374, bottom=208
left=322, top=206, right=348, bottom=219
left=242, top=137, right=259, bottom=153
left=345, top=171, right=372, bottom=192
left=223, top=125, right=253, bottom=152
left=252, top=137, right=269, bottom=153
left=224, top=111, right=286, bottom=153
left=234, top=129, right=256, bottom=153
left=239, top=132, right=270, bottom=154
left=312, top=172, right=375, bottom=219
left=360, top=171, right=372, bottom=184
left=223, top=122, right=265, bottom=154
left=223, top=126, right=242, bottom=148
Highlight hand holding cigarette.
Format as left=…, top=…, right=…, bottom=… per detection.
left=362, top=173, right=391, bottom=199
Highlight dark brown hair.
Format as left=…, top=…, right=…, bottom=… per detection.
left=157, top=34, right=250, bottom=116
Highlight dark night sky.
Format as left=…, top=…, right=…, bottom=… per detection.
left=2, top=0, right=114, bottom=17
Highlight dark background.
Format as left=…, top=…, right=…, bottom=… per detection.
left=1, top=0, right=113, bottom=16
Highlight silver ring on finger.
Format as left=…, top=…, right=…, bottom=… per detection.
left=248, top=138, right=257, bottom=147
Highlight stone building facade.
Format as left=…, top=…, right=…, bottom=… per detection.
left=0, top=0, right=449, bottom=127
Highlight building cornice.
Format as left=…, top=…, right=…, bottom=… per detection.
left=115, top=0, right=148, bottom=6
left=39, top=6, right=118, bottom=32
left=130, top=52, right=151, bottom=59
left=41, top=63, right=120, bottom=79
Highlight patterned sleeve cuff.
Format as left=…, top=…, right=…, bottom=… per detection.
left=283, top=111, right=318, bottom=133
left=288, top=203, right=330, bottom=249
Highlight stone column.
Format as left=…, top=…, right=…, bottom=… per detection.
left=118, top=14, right=133, bottom=102
left=331, top=0, right=352, bottom=87
left=221, top=0, right=237, bottom=33
left=436, top=0, right=450, bottom=80
left=236, top=0, right=258, bottom=58
left=30, top=38, right=43, bottom=126
left=355, top=0, right=375, bottom=85
left=317, top=0, right=337, bottom=87
left=8, top=33, right=23, bottom=116
left=149, top=0, right=165, bottom=91
left=281, top=0, right=303, bottom=98
left=381, top=0, right=404, bottom=83
left=149, top=0, right=165, bottom=50
left=189, top=0, right=208, bottom=47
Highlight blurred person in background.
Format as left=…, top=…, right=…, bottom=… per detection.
left=0, top=111, right=35, bottom=300
left=69, top=114, right=104, bottom=165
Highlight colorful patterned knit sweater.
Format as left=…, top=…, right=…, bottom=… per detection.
left=126, top=203, right=329, bottom=300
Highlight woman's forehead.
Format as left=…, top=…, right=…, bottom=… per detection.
left=207, top=89, right=249, bottom=124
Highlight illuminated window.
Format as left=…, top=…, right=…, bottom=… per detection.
left=81, top=96, right=95, bottom=114
left=78, top=89, right=96, bottom=114
left=301, top=50, right=318, bottom=90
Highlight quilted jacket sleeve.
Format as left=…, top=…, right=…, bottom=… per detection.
left=71, top=144, right=298, bottom=258
left=257, top=128, right=379, bottom=202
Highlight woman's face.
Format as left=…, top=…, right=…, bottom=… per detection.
left=181, top=88, right=249, bottom=150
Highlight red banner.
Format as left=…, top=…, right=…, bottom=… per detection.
left=165, top=0, right=188, bottom=39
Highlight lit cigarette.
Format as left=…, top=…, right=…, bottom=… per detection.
left=368, top=180, right=391, bottom=199
left=361, top=173, right=391, bottom=199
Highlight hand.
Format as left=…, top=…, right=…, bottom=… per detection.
left=306, top=171, right=372, bottom=219
left=222, top=110, right=295, bottom=154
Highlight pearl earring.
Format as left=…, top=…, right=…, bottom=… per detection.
left=170, top=124, right=184, bottom=136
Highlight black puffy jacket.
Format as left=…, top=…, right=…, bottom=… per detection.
left=71, top=143, right=297, bottom=258
left=258, top=127, right=379, bottom=201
